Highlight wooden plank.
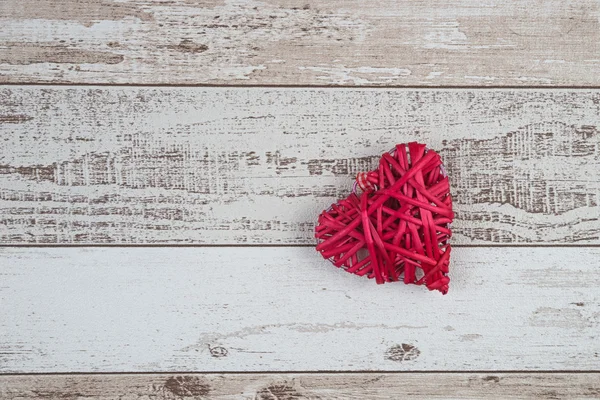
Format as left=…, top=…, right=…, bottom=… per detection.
left=1, top=0, right=600, bottom=86
left=2, top=373, right=600, bottom=399
left=0, top=247, right=598, bottom=373
left=1, top=87, right=599, bottom=244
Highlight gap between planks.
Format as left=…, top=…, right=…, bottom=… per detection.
left=3, top=370, right=600, bottom=376
left=6, top=83, right=600, bottom=89
left=2, top=244, right=600, bottom=248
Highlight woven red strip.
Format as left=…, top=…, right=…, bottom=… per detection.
left=315, top=142, right=453, bottom=294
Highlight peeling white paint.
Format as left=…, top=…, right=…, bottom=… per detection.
left=1, top=87, right=599, bottom=244
left=299, top=66, right=411, bottom=84
left=0, top=247, right=598, bottom=372
left=464, top=75, right=497, bottom=81
left=2, top=0, right=599, bottom=84
left=426, top=71, right=444, bottom=79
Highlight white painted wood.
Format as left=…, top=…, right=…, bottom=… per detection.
left=1, top=87, right=599, bottom=244
left=0, top=247, right=598, bottom=373
left=1, top=0, right=599, bottom=86
left=2, top=373, right=600, bottom=399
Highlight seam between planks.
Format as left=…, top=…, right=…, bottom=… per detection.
left=4, top=83, right=600, bottom=90
left=2, top=370, right=600, bottom=376
left=1, top=244, right=600, bottom=248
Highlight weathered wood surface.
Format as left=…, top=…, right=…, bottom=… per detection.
left=1, top=88, right=599, bottom=244
left=2, top=373, right=600, bottom=400
left=1, top=0, right=600, bottom=86
left=1, top=247, right=598, bottom=373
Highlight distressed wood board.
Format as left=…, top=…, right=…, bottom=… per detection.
left=1, top=247, right=598, bottom=373
left=1, top=0, right=600, bottom=85
left=1, top=87, right=599, bottom=244
left=2, top=373, right=600, bottom=399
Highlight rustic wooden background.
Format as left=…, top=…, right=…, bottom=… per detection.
left=1, top=0, right=600, bottom=399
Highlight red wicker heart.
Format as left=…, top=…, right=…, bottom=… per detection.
left=315, top=142, right=453, bottom=294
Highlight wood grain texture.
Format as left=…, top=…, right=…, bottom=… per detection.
left=1, top=87, right=599, bottom=244
left=2, top=373, right=600, bottom=399
left=1, top=0, right=600, bottom=85
left=1, top=247, right=598, bottom=373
